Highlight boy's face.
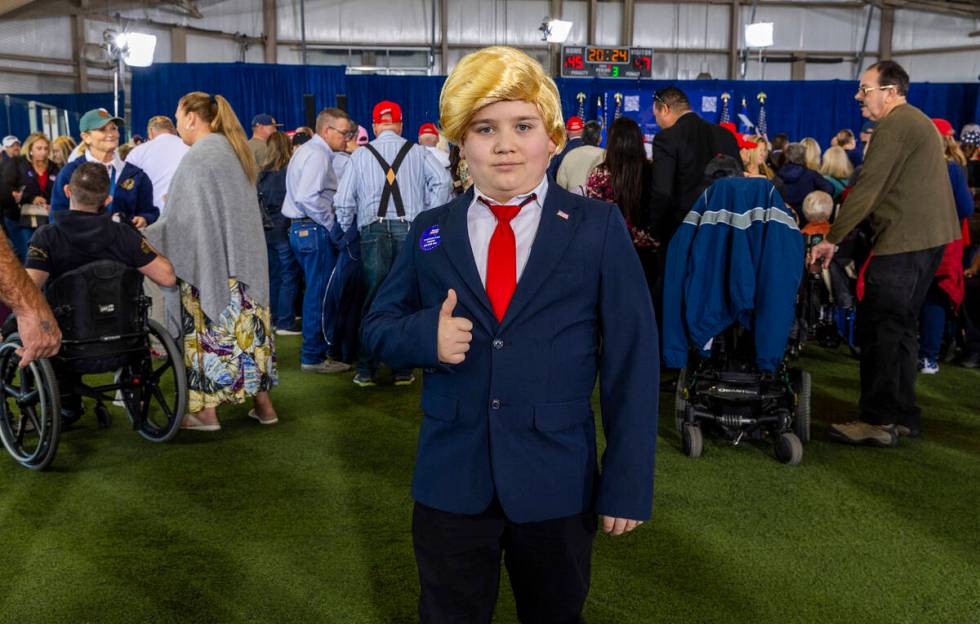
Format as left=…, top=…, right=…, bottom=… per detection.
left=461, top=100, right=556, bottom=203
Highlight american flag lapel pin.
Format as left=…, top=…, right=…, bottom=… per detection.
left=556, top=210, right=569, bottom=220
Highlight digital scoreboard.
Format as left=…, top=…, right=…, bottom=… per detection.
left=560, top=46, right=653, bottom=79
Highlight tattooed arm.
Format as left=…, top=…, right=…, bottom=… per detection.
left=0, top=232, right=60, bottom=367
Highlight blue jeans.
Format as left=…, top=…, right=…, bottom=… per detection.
left=289, top=219, right=337, bottom=365
left=266, top=214, right=302, bottom=330
left=918, top=285, right=947, bottom=361
left=3, top=217, right=31, bottom=261
left=357, top=220, right=411, bottom=377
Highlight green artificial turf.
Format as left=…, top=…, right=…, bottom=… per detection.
left=0, top=337, right=978, bottom=623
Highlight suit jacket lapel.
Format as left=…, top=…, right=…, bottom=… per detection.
left=500, top=186, right=579, bottom=331
left=438, top=188, right=497, bottom=331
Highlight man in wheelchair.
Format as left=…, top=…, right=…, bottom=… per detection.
left=4, top=162, right=176, bottom=423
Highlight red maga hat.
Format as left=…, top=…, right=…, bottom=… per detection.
left=418, top=122, right=439, bottom=138
left=721, top=122, right=758, bottom=150
left=565, top=116, right=584, bottom=132
left=931, top=118, right=954, bottom=138
left=373, top=100, right=403, bottom=123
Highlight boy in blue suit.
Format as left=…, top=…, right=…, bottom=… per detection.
left=361, top=46, right=659, bottom=623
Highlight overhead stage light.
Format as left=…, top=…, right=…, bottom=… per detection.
left=113, top=32, right=158, bottom=67
left=745, top=22, right=775, bottom=49
left=539, top=18, right=573, bottom=44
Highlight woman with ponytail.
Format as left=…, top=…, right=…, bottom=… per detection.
left=145, top=92, right=279, bottom=431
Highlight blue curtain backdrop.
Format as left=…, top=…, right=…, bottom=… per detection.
left=0, top=92, right=113, bottom=140
left=115, top=62, right=980, bottom=146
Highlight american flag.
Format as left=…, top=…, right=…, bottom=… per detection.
left=719, top=93, right=731, bottom=125
left=756, top=92, right=768, bottom=138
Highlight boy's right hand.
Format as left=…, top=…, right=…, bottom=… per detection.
left=437, top=289, right=472, bottom=365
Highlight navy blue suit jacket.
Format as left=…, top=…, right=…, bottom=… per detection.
left=361, top=184, right=659, bottom=523
left=50, top=158, right=158, bottom=225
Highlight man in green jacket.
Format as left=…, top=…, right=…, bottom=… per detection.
left=810, top=60, right=960, bottom=447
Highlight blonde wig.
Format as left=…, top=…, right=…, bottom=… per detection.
left=439, top=46, right=565, bottom=152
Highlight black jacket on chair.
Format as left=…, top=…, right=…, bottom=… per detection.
left=650, top=111, right=740, bottom=242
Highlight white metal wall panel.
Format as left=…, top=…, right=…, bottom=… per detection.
left=892, top=10, right=978, bottom=51
left=634, top=4, right=729, bottom=51
left=744, top=6, right=876, bottom=53
left=595, top=1, right=623, bottom=47
left=741, top=57, right=792, bottom=81
left=804, top=61, right=859, bottom=81
left=0, top=74, right=76, bottom=94
left=186, top=32, right=244, bottom=63
left=279, top=0, right=434, bottom=46
left=893, top=51, right=980, bottom=84
left=116, top=0, right=262, bottom=37
left=0, top=16, right=72, bottom=60
left=445, top=0, right=557, bottom=47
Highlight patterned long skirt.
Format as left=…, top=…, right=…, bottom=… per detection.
left=180, top=279, right=278, bottom=413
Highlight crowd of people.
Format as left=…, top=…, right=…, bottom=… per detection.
left=0, top=49, right=978, bottom=622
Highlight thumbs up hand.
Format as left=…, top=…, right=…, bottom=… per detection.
left=437, top=289, right=473, bottom=365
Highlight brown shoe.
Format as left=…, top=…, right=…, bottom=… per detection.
left=829, top=421, right=898, bottom=447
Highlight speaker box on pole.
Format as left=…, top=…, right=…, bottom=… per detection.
left=336, top=94, right=348, bottom=112
left=303, top=94, right=316, bottom=128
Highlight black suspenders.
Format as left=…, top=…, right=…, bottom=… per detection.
left=364, top=141, right=415, bottom=219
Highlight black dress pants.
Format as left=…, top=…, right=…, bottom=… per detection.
left=857, top=246, right=944, bottom=429
left=412, top=499, right=596, bottom=624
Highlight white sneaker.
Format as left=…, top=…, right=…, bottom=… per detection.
left=918, top=358, right=939, bottom=375
left=301, top=359, right=351, bottom=374
left=275, top=328, right=302, bottom=336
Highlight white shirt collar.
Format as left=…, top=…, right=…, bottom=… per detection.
left=472, top=176, right=549, bottom=208
left=85, top=149, right=124, bottom=175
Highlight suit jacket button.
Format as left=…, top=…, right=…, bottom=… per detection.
left=490, top=399, right=501, bottom=410
left=492, top=339, right=504, bottom=350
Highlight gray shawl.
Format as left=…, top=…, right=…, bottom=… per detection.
left=145, top=133, right=268, bottom=325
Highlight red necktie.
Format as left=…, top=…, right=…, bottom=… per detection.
left=480, top=194, right=536, bottom=322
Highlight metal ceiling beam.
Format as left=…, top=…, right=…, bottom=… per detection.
left=0, top=0, right=36, bottom=18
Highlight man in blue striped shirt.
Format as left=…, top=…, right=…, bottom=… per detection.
left=282, top=107, right=355, bottom=373
left=335, top=100, right=453, bottom=386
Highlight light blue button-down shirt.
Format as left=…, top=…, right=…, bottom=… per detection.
left=335, top=130, right=453, bottom=232
left=282, top=133, right=338, bottom=228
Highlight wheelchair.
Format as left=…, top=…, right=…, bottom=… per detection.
left=674, top=327, right=811, bottom=465
left=0, top=260, right=186, bottom=470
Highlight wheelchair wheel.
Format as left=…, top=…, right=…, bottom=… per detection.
left=122, top=320, right=186, bottom=443
left=0, top=337, right=61, bottom=470
left=674, top=368, right=689, bottom=433
left=682, top=423, right=703, bottom=459
left=775, top=432, right=803, bottom=465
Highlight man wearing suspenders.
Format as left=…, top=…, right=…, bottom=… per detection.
left=336, top=101, right=453, bottom=387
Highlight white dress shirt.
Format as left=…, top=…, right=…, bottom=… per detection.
left=85, top=149, right=125, bottom=182
left=124, top=133, right=189, bottom=212
left=468, top=176, right=549, bottom=287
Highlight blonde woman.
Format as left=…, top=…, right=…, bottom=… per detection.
left=745, top=135, right=775, bottom=179
left=800, top=137, right=821, bottom=171
left=49, top=135, right=76, bottom=168
left=819, top=146, right=854, bottom=199
left=6, top=132, right=58, bottom=259
left=145, top=92, right=278, bottom=430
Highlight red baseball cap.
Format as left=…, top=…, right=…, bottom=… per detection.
left=418, top=122, right=439, bottom=138
left=565, top=116, right=584, bottom=132
left=931, top=118, right=954, bottom=137
left=720, top=122, right=758, bottom=150
left=373, top=101, right=402, bottom=124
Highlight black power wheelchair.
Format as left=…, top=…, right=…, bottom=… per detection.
left=0, top=260, right=186, bottom=470
left=674, top=327, right=811, bottom=465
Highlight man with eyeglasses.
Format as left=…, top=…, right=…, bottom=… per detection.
left=282, top=107, right=355, bottom=373
left=335, top=100, right=453, bottom=387
left=810, top=60, right=960, bottom=447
